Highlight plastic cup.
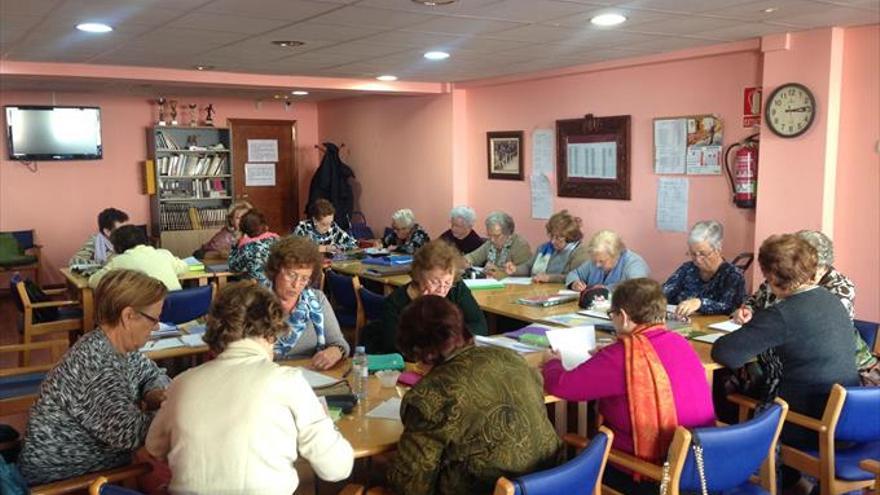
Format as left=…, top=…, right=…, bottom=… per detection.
left=376, top=370, right=401, bottom=388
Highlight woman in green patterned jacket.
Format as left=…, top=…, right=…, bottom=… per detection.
left=387, top=295, right=562, bottom=495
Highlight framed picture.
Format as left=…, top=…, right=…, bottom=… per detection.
left=556, top=114, right=631, bottom=200
left=487, top=131, right=524, bottom=181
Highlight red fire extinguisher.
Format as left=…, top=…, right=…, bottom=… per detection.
left=725, top=133, right=759, bottom=208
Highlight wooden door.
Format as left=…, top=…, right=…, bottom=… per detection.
left=229, top=119, right=298, bottom=235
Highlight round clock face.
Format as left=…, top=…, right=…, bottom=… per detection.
left=765, top=83, right=816, bottom=138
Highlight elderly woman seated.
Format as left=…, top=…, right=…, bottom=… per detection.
left=464, top=210, right=532, bottom=278
left=381, top=208, right=430, bottom=254
left=662, top=220, right=746, bottom=317
left=439, top=205, right=483, bottom=254
left=292, top=198, right=357, bottom=253
left=512, top=210, right=589, bottom=283
left=565, top=229, right=649, bottom=292
left=146, top=282, right=354, bottom=493
left=266, top=235, right=349, bottom=368
left=88, top=225, right=188, bottom=290
left=368, top=240, right=487, bottom=353
left=19, top=269, right=170, bottom=485
left=387, top=296, right=562, bottom=495
left=198, top=200, right=252, bottom=258
left=228, top=209, right=281, bottom=287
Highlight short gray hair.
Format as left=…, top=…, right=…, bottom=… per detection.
left=449, top=205, right=476, bottom=226
left=796, top=230, right=834, bottom=267
left=587, top=230, right=625, bottom=257
left=485, top=211, right=515, bottom=235
left=688, top=220, right=724, bottom=251
left=391, top=208, right=416, bottom=228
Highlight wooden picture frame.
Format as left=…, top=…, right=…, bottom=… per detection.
left=487, top=131, right=524, bottom=181
left=556, top=114, right=631, bottom=200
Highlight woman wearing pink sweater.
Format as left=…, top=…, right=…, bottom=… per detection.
left=542, top=278, right=715, bottom=494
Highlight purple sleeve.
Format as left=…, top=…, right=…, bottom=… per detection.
left=542, top=343, right=626, bottom=401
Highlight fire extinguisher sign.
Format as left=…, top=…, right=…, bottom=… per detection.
left=743, top=86, right=762, bottom=128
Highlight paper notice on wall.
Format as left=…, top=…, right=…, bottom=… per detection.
left=654, top=118, right=687, bottom=174
left=567, top=141, right=617, bottom=179
left=247, top=139, right=278, bottom=162
left=532, top=129, right=554, bottom=176
left=531, top=173, right=553, bottom=220
left=657, top=177, right=689, bottom=232
left=245, top=162, right=276, bottom=186
left=687, top=145, right=722, bottom=175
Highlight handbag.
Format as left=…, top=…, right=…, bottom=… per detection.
left=660, top=430, right=709, bottom=495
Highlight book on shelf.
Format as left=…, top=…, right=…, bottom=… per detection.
left=160, top=204, right=229, bottom=231
left=156, top=155, right=227, bottom=177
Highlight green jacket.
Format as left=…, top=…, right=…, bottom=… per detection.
left=366, top=281, right=488, bottom=354
left=387, top=345, right=562, bottom=495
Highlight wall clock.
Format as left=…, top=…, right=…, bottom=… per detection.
left=764, top=83, right=816, bottom=138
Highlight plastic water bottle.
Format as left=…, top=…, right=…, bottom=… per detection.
left=352, top=346, right=368, bottom=402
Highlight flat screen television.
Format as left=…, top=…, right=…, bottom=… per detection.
left=5, top=105, right=103, bottom=160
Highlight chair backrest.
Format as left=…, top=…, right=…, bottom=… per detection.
left=501, top=427, right=613, bottom=495
left=835, top=386, right=880, bottom=443
left=7, top=230, right=35, bottom=250
left=327, top=270, right=358, bottom=314
left=358, top=287, right=386, bottom=323
left=159, top=285, right=213, bottom=325
left=854, top=319, right=879, bottom=354
left=730, top=252, right=754, bottom=272
left=675, top=400, right=786, bottom=493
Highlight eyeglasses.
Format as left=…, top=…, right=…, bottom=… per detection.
left=607, top=308, right=620, bottom=318
left=423, top=279, right=453, bottom=291
left=282, top=269, right=312, bottom=286
left=136, top=310, right=161, bottom=326
left=687, top=249, right=715, bottom=259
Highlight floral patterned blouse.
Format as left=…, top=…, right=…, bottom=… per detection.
left=292, top=218, right=356, bottom=251
left=662, top=261, right=746, bottom=315
left=228, top=236, right=279, bottom=287
left=382, top=223, right=430, bottom=254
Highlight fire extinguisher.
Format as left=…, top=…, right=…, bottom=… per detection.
left=725, top=133, right=759, bottom=208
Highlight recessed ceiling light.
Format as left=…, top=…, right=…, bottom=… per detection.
left=590, top=13, right=627, bottom=27
left=424, top=51, right=450, bottom=60
left=411, top=0, right=457, bottom=5
left=291, top=90, right=309, bottom=96
left=76, top=22, right=113, bottom=33
left=376, top=75, right=398, bottom=81
left=193, top=65, right=214, bottom=71
left=271, top=40, right=305, bottom=48
left=762, top=7, right=778, bottom=13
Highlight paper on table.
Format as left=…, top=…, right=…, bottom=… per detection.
left=558, top=289, right=579, bottom=295
left=693, top=333, right=724, bottom=344
left=463, top=279, right=505, bottom=290
left=179, top=334, right=206, bottom=347
left=502, top=277, right=533, bottom=285
left=474, top=335, right=544, bottom=354
left=708, top=320, right=742, bottom=332
left=541, top=313, right=597, bottom=327
left=657, top=177, right=689, bottom=232
left=140, top=338, right=185, bottom=352
left=367, top=397, right=402, bottom=421
left=293, top=368, right=342, bottom=389
left=546, top=326, right=596, bottom=371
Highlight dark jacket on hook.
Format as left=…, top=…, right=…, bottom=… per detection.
left=307, top=142, right=355, bottom=230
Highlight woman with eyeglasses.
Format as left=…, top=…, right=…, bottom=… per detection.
left=510, top=210, right=589, bottom=283
left=380, top=208, right=430, bottom=254
left=19, top=269, right=171, bottom=485
left=662, top=220, right=746, bottom=317
left=368, top=240, right=487, bottom=354
left=265, top=236, right=349, bottom=369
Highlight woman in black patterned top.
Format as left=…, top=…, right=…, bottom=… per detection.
left=19, top=269, right=171, bottom=485
left=381, top=208, right=430, bottom=254
left=292, top=199, right=356, bottom=253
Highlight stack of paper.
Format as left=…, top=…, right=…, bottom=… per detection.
left=463, top=279, right=505, bottom=290
left=546, top=326, right=596, bottom=370
left=708, top=320, right=742, bottom=332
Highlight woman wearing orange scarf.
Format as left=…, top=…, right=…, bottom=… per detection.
left=543, top=278, right=715, bottom=494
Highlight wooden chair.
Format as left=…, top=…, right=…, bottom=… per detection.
left=88, top=475, right=144, bottom=495
left=13, top=279, right=82, bottom=365
left=0, top=340, right=69, bottom=414
left=730, top=386, right=879, bottom=495
left=860, top=459, right=880, bottom=495
left=0, top=230, right=41, bottom=286
left=30, top=463, right=150, bottom=495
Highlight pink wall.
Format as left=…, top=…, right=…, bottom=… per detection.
left=461, top=51, right=761, bottom=282
left=835, top=25, right=880, bottom=321
left=318, top=94, right=454, bottom=237
left=0, top=91, right=319, bottom=285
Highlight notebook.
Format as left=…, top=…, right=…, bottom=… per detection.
left=516, top=293, right=578, bottom=307
left=708, top=320, right=742, bottom=332
left=463, top=279, right=505, bottom=290
left=182, top=256, right=205, bottom=272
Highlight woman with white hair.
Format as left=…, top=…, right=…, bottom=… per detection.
left=465, top=211, right=532, bottom=278
left=565, top=230, right=649, bottom=292
left=381, top=208, right=430, bottom=254
left=439, top=205, right=483, bottom=254
left=662, top=220, right=746, bottom=317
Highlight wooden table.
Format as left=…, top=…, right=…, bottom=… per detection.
left=329, top=260, right=411, bottom=295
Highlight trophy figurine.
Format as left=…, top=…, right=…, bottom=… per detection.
left=170, top=100, right=179, bottom=126
left=188, top=103, right=198, bottom=127
left=204, top=104, right=215, bottom=127
left=157, top=97, right=167, bottom=126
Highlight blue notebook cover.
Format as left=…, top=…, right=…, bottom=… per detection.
left=362, top=255, right=413, bottom=266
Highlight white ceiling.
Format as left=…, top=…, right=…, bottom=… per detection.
left=1, top=0, right=877, bottom=85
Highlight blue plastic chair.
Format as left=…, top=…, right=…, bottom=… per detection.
left=159, top=284, right=213, bottom=325
left=495, top=426, right=614, bottom=495
left=326, top=270, right=358, bottom=328
left=358, top=287, right=385, bottom=323
left=855, top=319, right=879, bottom=354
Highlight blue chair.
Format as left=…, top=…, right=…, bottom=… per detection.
left=29, top=464, right=150, bottom=495
left=495, top=426, right=614, bottom=495
left=159, top=285, right=213, bottom=325
left=855, top=319, right=879, bottom=355
left=356, top=286, right=385, bottom=326
left=89, top=475, right=144, bottom=494
left=0, top=340, right=68, bottom=415
left=326, top=270, right=358, bottom=328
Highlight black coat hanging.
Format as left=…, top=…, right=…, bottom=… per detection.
left=307, top=142, right=355, bottom=231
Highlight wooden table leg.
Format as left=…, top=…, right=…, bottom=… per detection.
left=554, top=400, right=568, bottom=437
left=81, top=286, right=94, bottom=332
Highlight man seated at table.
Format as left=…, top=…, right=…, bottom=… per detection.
left=88, top=225, right=188, bottom=290
left=387, top=296, right=562, bottom=495
left=69, top=207, right=129, bottom=266
left=146, top=282, right=353, bottom=494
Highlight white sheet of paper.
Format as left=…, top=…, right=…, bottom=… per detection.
left=293, top=368, right=342, bottom=389
left=532, top=129, right=554, bottom=175
left=693, top=333, right=724, bottom=344
left=247, top=139, right=278, bottom=162
left=140, top=338, right=184, bottom=352
left=656, top=177, right=689, bottom=232
left=463, top=279, right=504, bottom=290
left=557, top=289, right=580, bottom=296
left=567, top=141, right=617, bottom=179
left=367, top=397, right=402, bottom=421
left=708, top=320, right=742, bottom=332
left=530, top=173, right=553, bottom=220
left=654, top=118, right=687, bottom=174
left=546, top=326, right=596, bottom=370
left=179, top=334, right=206, bottom=347
left=245, top=162, right=276, bottom=186
left=474, top=335, right=544, bottom=354
left=502, top=277, right=533, bottom=285
left=687, top=145, right=722, bottom=175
